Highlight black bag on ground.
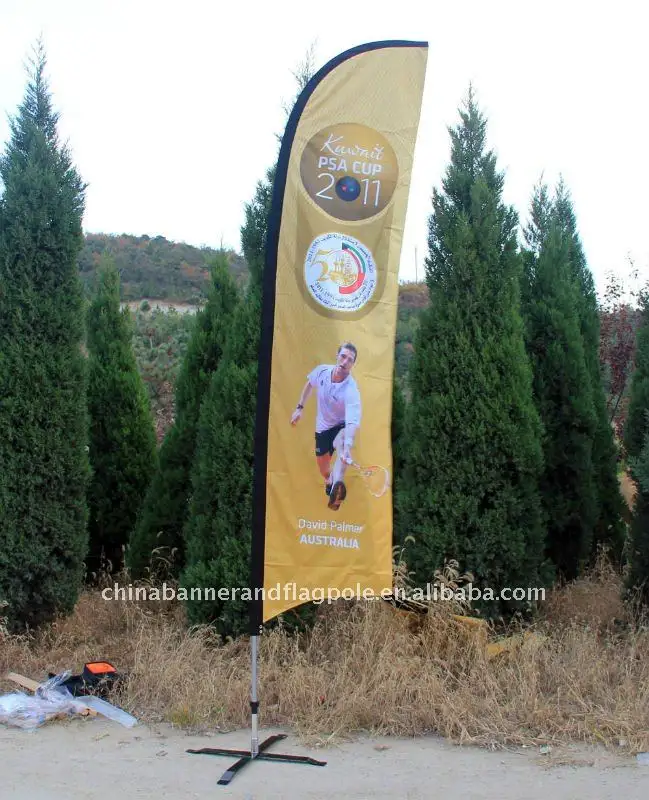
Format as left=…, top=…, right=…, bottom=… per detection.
left=48, top=661, right=123, bottom=698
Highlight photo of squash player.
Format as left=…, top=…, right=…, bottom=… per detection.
left=290, top=342, right=362, bottom=511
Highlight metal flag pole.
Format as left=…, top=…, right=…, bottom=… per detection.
left=186, top=631, right=327, bottom=786
left=250, top=634, right=259, bottom=758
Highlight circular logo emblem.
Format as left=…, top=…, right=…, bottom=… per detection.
left=304, top=233, right=377, bottom=313
left=300, top=123, right=398, bottom=222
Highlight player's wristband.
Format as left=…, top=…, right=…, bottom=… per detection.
left=296, top=404, right=304, bottom=410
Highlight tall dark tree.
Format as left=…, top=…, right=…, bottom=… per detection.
left=554, top=183, right=625, bottom=559
left=181, top=174, right=271, bottom=635
left=626, top=301, right=649, bottom=600
left=126, top=254, right=239, bottom=577
left=0, top=48, right=90, bottom=629
left=634, top=418, right=649, bottom=494
left=521, top=184, right=597, bottom=579
left=624, top=294, right=649, bottom=605
left=627, top=416, right=649, bottom=602
left=86, top=258, right=157, bottom=576
left=628, top=496, right=649, bottom=603
left=397, top=91, right=546, bottom=608
left=624, top=299, right=649, bottom=467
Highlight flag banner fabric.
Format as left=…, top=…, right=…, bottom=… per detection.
left=251, top=40, right=428, bottom=629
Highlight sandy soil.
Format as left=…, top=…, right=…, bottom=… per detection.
left=1, top=719, right=648, bottom=799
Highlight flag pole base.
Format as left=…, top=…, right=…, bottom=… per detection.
left=187, top=733, right=327, bottom=786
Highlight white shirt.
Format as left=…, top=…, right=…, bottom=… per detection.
left=307, top=364, right=362, bottom=434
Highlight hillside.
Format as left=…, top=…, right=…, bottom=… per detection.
left=78, top=233, right=248, bottom=302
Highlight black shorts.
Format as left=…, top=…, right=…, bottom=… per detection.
left=315, top=423, right=345, bottom=457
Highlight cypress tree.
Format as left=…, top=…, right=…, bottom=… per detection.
left=0, top=48, right=89, bottom=629
left=624, top=299, right=649, bottom=466
left=627, top=490, right=649, bottom=603
left=86, top=257, right=157, bottom=576
left=626, top=299, right=649, bottom=599
left=126, top=254, right=239, bottom=577
left=521, top=185, right=597, bottom=579
left=633, top=416, right=649, bottom=494
left=554, top=183, right=625, bottom=559
left=625, top=303, right=649, bottom=599
left=398, top=91, right=546, bottom=609
left=181, top=173, right=272, bottom=635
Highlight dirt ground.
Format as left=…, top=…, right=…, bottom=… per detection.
left=2, top=719, right=648, bottom=799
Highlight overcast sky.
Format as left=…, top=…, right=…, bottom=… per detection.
left=1, top=0, right=646, bottom=293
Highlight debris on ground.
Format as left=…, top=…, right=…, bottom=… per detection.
left=1, top=669, right=137, bottom=731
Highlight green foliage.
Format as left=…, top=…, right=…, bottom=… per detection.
left=181, top=289, right=261, bottom=634
left=627, top=488, right=649, bottom=603
left=240, top=168, right=274, bottom=290
left=626, top=424, right=649, bottom=602
left=86, top=257, right=158, bottom=576
left=625, top=300, right=649, bottom=466
left=397, top=91, right=546, bottom=611
left=632, top=416, right=649, bottom=495
left=553, top=183, right=625, bottom=559
left=521, top=186, right=597, bottom=579
left=626, top=307, right=649, bottom=602
left=395, top=282, right=427, bottom=384
left=127, top=255, right=239, bottom=577
left=0, top=48, right=90, bottom=630
left=130, top=306, right=195, bottom=425
left=78, top=233, right=248, bottom=302
left=182, top=172, right=273, bottom=635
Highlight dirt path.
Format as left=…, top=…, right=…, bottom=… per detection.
left=1, top=719, right=647, bottom=799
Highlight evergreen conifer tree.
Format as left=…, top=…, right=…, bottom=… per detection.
left=86, top=257, right=157, bottom=576
left=397, top=91, right=546, bottom=608
left=522, top=185, right=597, bottom=579
left=554, top=184, right=625, bottom=559
left=633, top=415, right=649, bottom=495
left=126, top=254, right=239, bottom=577
left=627, top=487, right=649, bottom=603
left=0, top=48, right=89, bottom=629
left=181, top=174, right=272, bottom=635
left=624, top=299, right=649, bottom=465
left=625, top=300, right=649, bottom=599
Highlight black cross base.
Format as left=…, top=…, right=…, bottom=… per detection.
left=187, top=733, right=327, bottom=786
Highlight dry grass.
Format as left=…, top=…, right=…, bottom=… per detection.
left=2, top=562, right=649, bottom=753
left=619, top=470, right=638, bottom=515
left=539, top=554, right=630, bottom=630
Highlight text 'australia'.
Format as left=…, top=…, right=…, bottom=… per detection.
left=299, top=534, right=360, bottom=549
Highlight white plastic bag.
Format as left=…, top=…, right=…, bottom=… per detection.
left=0, top=671, right=91, bottom=730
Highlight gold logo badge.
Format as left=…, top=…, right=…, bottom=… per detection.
left=300, top=123, right=399, bottom=221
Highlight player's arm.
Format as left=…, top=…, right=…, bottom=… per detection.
left=290, top=381, right=313, bottom=425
